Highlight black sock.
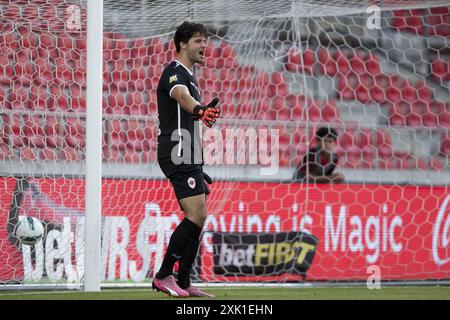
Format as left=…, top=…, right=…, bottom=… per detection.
left=177, top=237, right=200, bottom=289
left=156, top=218, right=202, bottom=280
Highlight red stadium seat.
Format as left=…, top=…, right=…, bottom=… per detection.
left=60, top=147, right=80, bottom=162
left=370, top=84, right=385, bottom=103
left=271, top=72, right=284, bottom=85
left=239, top=103, right=253, bottom=120
left=285, top=47, right=301, bottom=72
left=106, top=92, right=127, bottom=115
left=428, top=7, right=450, bottom=36
left=355, top=84, right=370, bottom=104
left=438, top=111, right=450, bottom=127
left=129, top=91, right=146, bottom=115
left=276, top=126, right=291, bottom=152
left=406, top=9, right=425, bottom=35
left=124, top=148, right=141, bottom=163
left=350, top=55, right=365, bottom=74
left=394, top=152, right=413, bottom=170
left=422, top=112, right=438, bottom=127
left=430, top=100, right=446, bottom=114
left=34, top=57, right=54, bottom=85
left=365, top=56, right=382, bottom=75
left=335, top=51, right=351, bottom=75
left=338, top=129, right=355, bottom=150
left=359, top=72, right=373, bottom=87
left=431, top=59, right=449, bottom=81
left=416, top=80, right=434, bottom=101
left=56, top=35, right=75, bottom=51
left=21, top=147, right=37, bottom=161
left=129, top=67, right=146, bottom=82
left=39, top=33, right=56, bottom=49
left=8, top=83, right=30, bottom=110
left=0, top=142, right=13, bottom=161
left=286, top=48, right=315, bottom=74
left=305, top=101, right=321, bottom=122
left=70, top=84, right=86, bottom=112
left=144, top=121, right=157, bottom=143
left=322, top=100, right=339, bottom=122
left=375, top=129, right=393, bottom=160
left=405, top=112, right=422, bottom=127
left=274, top=81, right=289, bottom=97
left=392, top=9, right=425, bottom=35
left=0, top=87, right=5, bottom=106
left=441, top=133, right=450, bottom=156
left=73, top=69, right=86, bottom=86
left=430, top=157, right=445, bottom=171
left=103, top=145, right=121, bottom=162
left=76, top=38, right=87, bottom=50
left=49, top=93, right=70, bottom=112
left=108, top=119, right=127, bottom=150
left=392, top=10, right=408, bottom=29
left=22, top=4, right=40, bottom=20
left=337, top=74, right=356, bottom=100
left=141, top=150, right=157, bottom=163
left=45, top=115, right=62, bottom=148
left=401, top=84, right=418, bottom=103
left=344, top=152, right=361, bottom=169
left=0, top=61, right=13, bottom=86
left=65, top=117, right=86, bottom=149
left=13, top=50, right=33, bottom=86
left=271, top=96, right=284, bottom=111
left=17, top=27, right=39, bottom=49
left=40, top=4, right=58, bottom=20
left=40, top=148, right=57, bottom=161
left=358, top=129, right=376, bottom=168
left=4, top=4, right=21, bottom=20
left=0, top=28, right=18, bottom=54
left=9, top=114, right=26, bottom=148
left=318, top=49, right=337, bottom=76
left=415, top=157, right=429, bottom=170
left=389, top=103, right=406, bottom=126
left=378, top=158, right=395, bottom=170
left=126, top=119, right=147, bottom=152
left=23, top=115, right=45, bottom=149
left=260, top=110, right=277, bottom=121
left=411, top=101, right=426, bottom=114
left=386, top=85, right=402, bottom=104
left=276, top=107, right=291, bottom=121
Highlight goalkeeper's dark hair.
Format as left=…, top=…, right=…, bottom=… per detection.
left=174, top=21, right=207, bottom=53
left=315, top=126, right=338, bottom=141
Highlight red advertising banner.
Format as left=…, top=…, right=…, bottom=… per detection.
left=0, top=177, right=448, bottom=283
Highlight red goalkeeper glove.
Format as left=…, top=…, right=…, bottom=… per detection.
left=193, top=97, right=220, bottom=128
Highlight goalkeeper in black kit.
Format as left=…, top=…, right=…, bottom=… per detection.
left=152, top=21, right=219, bottom=298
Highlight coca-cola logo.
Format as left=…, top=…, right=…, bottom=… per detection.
left=433, top=195, right=450, bottom=266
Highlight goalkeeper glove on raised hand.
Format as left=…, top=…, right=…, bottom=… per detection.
left=193, top=97, right=220, bottom=128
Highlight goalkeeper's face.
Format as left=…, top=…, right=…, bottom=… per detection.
left=185, top=33, right=207, bottom=65
left=319, top=137, right=336, bottom=154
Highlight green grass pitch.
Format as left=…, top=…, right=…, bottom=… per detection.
left=0, top=286, right=449, bottom=300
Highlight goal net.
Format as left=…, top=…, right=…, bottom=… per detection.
left=0, top=0, right=449, bottom=289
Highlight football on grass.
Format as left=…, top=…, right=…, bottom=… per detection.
left=15, top=216, right=44, bottom=245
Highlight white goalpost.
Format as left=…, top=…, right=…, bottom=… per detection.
left=84, top=0, right=103, bottom=292
left=0, top=0, right=449, bottom=291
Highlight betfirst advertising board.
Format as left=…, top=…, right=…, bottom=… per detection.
left=0, top=177, right=448, bottom=282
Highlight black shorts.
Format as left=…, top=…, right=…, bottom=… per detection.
left=158, top=158, right=209, bottom=200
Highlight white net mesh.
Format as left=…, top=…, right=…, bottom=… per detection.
left=0, top=0, right=449, bottom=287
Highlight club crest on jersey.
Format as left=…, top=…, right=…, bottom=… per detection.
left=169, top=75, right=178, bottom=84
left=187, top=177, right=196, bottom=189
